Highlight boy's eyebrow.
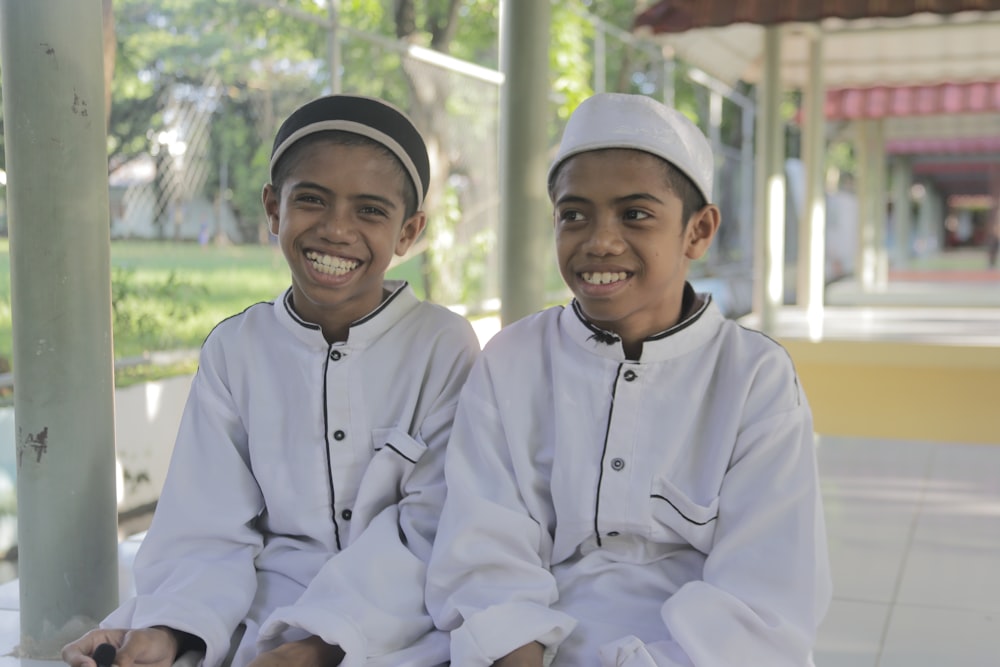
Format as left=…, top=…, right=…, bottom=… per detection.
left=614, top=192, right=666, bottom=206
left=290, top=181, right=399, bottom=210
left=554, top=192, right=666, bottom=207
left=553, top=193, right=592, bottom=207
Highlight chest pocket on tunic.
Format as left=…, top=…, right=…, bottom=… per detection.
left=648, top=475, right=719, bottom=555
left=344, top=428, right=427, bottom=546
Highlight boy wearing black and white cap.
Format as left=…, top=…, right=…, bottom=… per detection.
left=426, top=93, right=831, bottom=666
left=63, top=95, right=479, bottom=667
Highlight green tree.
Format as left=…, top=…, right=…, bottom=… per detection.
left=98, top=1, right=686, bottom=294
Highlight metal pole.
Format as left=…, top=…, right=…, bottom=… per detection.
left=855, top=120, right=876, bottom=290
left=593, top=20, right=606, bottom=94
left=499, top=0, right=551, bottom=325
left=872, top=120, right=889, bottom=288
left=0, top=0, right=119, bottom=656
left=661, top=49, right=675, bottom=107
left=741, top=107, right=756, bottom=268
left=327, top=0, right=342, bottom=94
left=891, top=157, right=913, bottom=267
left=798, top=28, right=826, bottom=316
left=708, top=89, right=723, bottom=265
left=752, top=25, right=785, bottom=334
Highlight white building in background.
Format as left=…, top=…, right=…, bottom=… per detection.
left=108, top=154, right=242, bottom=242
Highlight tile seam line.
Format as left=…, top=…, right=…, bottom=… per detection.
left=873, top=443, right=936, bottom=667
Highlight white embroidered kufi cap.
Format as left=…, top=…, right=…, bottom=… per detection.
left=547, top=92, right=714, bottom=203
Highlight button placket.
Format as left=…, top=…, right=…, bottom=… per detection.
left=596, top=365, right=644, bottom=543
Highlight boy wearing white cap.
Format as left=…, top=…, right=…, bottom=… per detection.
left=62, top=95, right=479, bottom=667
left=426, top=93, right=831, bottom=666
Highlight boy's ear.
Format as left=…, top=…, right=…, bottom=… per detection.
left=684, top=204, right=721, bottom=260
left=394, top=211, right=427, bottom=256
left=262, top=183, right=281, bottom=236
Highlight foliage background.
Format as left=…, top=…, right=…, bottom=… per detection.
left=0, top=0, right=761, bottom=378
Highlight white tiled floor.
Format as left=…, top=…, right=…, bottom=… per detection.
left=0, top=435, right=998, bottom=665
left=815, top=435, right=1000, bottom=667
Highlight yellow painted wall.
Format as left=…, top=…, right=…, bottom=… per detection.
left=782, top=339, right=1000, bottom=445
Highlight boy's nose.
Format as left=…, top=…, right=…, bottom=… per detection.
left=584, top=218, right=626, bottom=255
left=319, top=209, right=357, bottom=241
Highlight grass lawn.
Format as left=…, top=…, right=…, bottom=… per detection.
left=0, top=239, right=427, bottom=387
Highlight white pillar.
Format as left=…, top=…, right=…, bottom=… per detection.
left=797, top=27, right=827, bottom=319
left=890, top=157, right=914, bottom=267
left=855, top=120, right=886, bottom=291
left=872, top=120, right=889, bottom=288
left=752, top=25, right=785, bottom=333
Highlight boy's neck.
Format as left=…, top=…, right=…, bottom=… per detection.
left=592, top=283, right=698, bottom=361
left=291, top=286, right=394, bottom=345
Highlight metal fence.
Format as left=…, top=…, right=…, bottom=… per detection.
left=108, top=3, right=757, bottom=312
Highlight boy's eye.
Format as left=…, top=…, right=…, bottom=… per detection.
left=359, top=205, right=388, bottom=218
left=295, top=193, right=324, bottom=205
left=623, top=209, right=651, bottom=221
left=557, top=209, right=585, bottom=224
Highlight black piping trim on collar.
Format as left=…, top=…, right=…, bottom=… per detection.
left=282, top=282, right=409, bottom=332
left=644, top=283, right=712, bottom=342
left=283, top=290, right=321, bottom=331
left=351, top=281, right=407, bottom=327
left=571, top=283, right=711, bottom=346
left=571, top=300, right=621, bottom=346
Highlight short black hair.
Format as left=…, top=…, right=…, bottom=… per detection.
left=656, top=158, right=707, bottom=227
left=271, top=130, right=419, bottom=220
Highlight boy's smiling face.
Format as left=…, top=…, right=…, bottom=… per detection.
left=263, top=138, right=424, bottom=341
left=552, top=148, right=719, bottom=355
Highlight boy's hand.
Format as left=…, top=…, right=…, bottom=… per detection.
left=493, top=641, right=545, bottom=667
left=61, top=626, right=179, bottom=667
left=246, top=635, right=345, bottom=667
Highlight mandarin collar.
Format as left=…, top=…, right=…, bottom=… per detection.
left=561, top=282, right=723, bottom=363
left=274, top=280, right=418, bottom=349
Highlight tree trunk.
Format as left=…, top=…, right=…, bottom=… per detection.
left=394, top=0, right=462, bottom=303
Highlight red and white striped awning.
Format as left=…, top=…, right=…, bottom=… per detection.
left=825, top=81, right=1000, bottom=118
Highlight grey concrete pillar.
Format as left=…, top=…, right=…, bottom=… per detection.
left=0, top=0, right=119, bottom=656
left=499, top=0, right=552, bottom=325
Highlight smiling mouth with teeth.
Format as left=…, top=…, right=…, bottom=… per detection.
left=581, top=271, right=629, bottom=285
left=306, top=251, right=360, bottom=276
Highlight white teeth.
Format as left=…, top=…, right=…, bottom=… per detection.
left=305, top=251, right=359, bottom=275
left=581, top=271, right=628, bottom=285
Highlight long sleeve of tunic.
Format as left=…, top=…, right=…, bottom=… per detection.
left=426, top=287, right=831, bottom=667
left=103, top=282, right=479, bottom=667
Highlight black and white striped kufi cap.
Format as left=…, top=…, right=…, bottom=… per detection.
left=269, top=94, right=430, bottom=210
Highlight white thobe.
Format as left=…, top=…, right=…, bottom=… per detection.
left=427, top=286, right=831, bottom=667
left=105, top=281, right=480, bottom=667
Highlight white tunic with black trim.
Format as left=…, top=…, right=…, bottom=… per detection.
left=426, top=285, right=831, bottom=667
left=104, top=281, right=479, bottom=667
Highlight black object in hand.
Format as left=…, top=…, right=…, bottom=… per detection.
left=93, top=643, right=116, bottom=667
